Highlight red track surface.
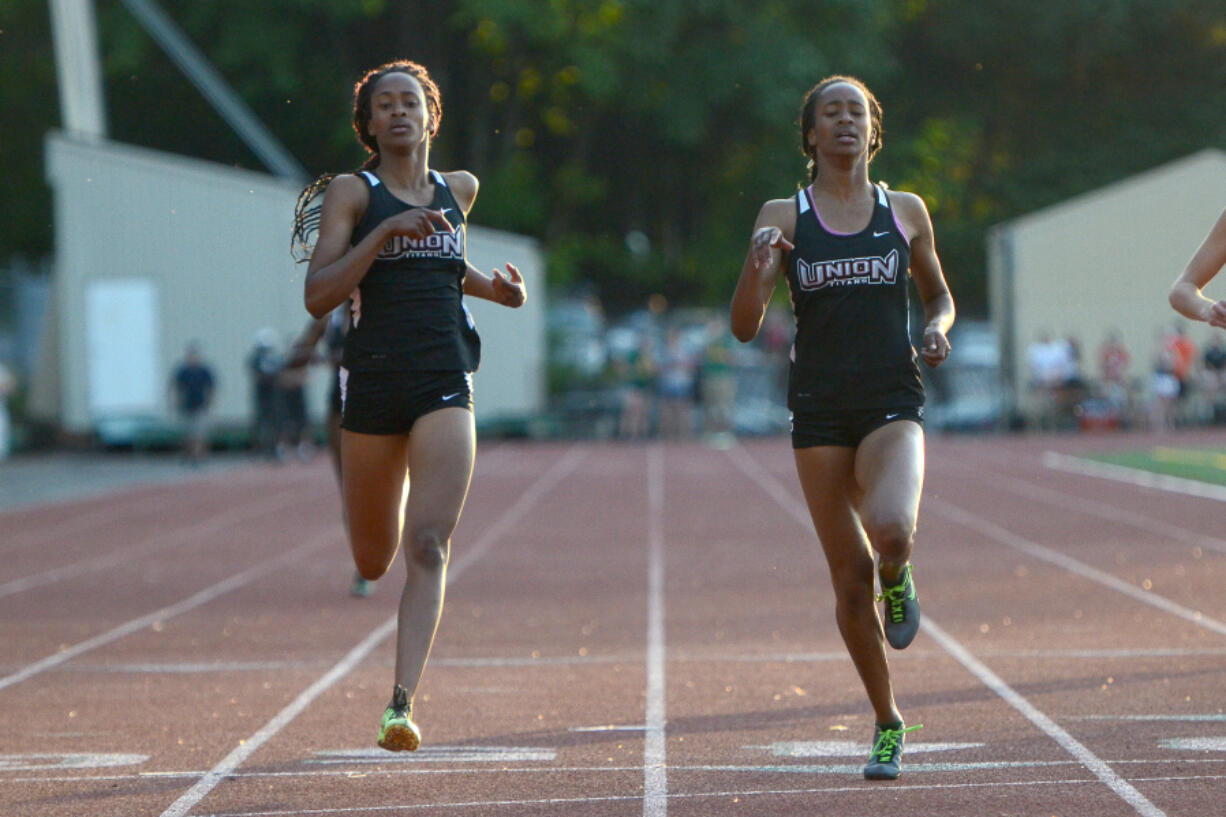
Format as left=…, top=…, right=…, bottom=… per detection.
left=1, top=432, right=1224, bottom=816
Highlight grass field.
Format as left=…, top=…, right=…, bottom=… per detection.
left=1087, top=445, right=1226, bottom=485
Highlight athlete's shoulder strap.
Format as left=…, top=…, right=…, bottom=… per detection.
left=796, top=188, right=811, bottom=214
left=359, top=170, right=381, bottom=187
left=430, top=169, right=448, bottom=188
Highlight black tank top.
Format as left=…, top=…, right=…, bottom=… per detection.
left=325, top=304, right=347, bottom=369
left=342, top=170, right=481, bottom=373
left=785, top=184, right=922, bottom=410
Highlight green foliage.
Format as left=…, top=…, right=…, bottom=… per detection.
left=473, top=153, right=548, bottom=233
left=0, top=1, right=58, bottom=256
left=5, top=0, right=1226, bottom=325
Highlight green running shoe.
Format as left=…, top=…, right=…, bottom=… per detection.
left=350, top=571, right=375, bottom=598
left=863, top=722, right=922, bottom=780
left=377, top=684, right=421, bottom=752
left=877, top=563, right=920, bottom=649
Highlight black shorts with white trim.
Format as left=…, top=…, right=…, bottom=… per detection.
left=339, top=368, right=473, bottom=435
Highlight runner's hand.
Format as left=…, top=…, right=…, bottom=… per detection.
left=1207, top=299, right=1226, bottom=330
left=921, top=328, right=951, bottom=368
left=386, top=208, right=453, bottom=241
left=751, top=226, right=794, bottom=273
left=492, top=263, right=526, bottom=307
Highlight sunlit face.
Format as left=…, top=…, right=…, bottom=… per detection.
left=808, top=82, right=871, bottom=158
left=366, top=72, right=430, bottom=150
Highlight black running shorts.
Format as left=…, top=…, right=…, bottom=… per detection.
left=339, top=368, right=473, bottom=435
left=329, top=366, right=343, bottom=418
left=790, top=405, right=923, bottom=449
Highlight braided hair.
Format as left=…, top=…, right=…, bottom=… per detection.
left=291, top=60, right=442, bottom=262
left=798, top=75, right=883, bottom=185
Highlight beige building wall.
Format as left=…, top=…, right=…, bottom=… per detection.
left=988, top=149, right=1226, bottom=422
left=38, top=133, right=543, bottom=437
left=464, top=228, right=546, bottom=424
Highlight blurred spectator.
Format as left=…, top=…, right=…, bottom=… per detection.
left=1163, top=324, right=1198, bottom=400
left=170, top=341, right=216, bottom=465
left=248, top=328, right=283, bottom=459
left=1025, top=332, right=1075, bottom=429
left=1149, top=346, right=1180, bottom=431
left=616, top=336, right=656, bottom=440
left=1098, top=330, right=1130, bottom=387
left=1097, top=330, right=1131, bottom=409
left=1201, top=334, right=1226, bottom=423
left=1064, top=335, right=1085, bottom=387
left=1027, top=332, right=1074, bottom=386
left=276, top=357, right=314, bottom=462
left=0, top=360, right=15, bottom=461
left=700, top=318, right=737, bottom=445
left=657, top=327, right=697, bottom=439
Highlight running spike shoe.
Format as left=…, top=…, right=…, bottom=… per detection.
left=877, top=563, right=920, bottom=649
left=377, top=684, right=421, bottom=752
left=350, top=571, right=375, bottom=598
left=863, top=722, right=922, bottom=780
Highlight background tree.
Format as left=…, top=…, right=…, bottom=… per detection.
left=3, top=0, right=1225, bottom=318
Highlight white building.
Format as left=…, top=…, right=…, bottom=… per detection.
left=987, top=148, right=1226, bottom=424
left=31, top=133, right=545, bottom=443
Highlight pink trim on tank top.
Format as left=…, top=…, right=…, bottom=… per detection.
left=804, top=187, right=859, bottom=236
left=892, top=208, right=911, bottom=244
left=805, top=185, right=912, bottom=245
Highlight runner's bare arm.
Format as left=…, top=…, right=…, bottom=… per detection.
left=730, top=199, right=795, bottom=342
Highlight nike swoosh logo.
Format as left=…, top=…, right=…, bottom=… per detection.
left=885, top=412, right=900, bottom=420
left=873, top=231, right=890, bottom=238
left=441, top=393, right=461, bottom=401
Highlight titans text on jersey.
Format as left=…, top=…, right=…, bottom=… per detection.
left=377, top=228, right=465, bottom=261
left=796, top=249, right=899, bottom=291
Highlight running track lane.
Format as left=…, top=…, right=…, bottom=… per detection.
left=158, top=446, right=590, bottom=817
left=1, top=433, right=1224, bottom=815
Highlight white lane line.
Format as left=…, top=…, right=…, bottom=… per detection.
left=0, top=530, right=334, bottom=692
left=64, top=661, right=323, bottom=674
left=728, top=444, right=1168, bottom=817
left=159, top=617, right=398, bottom=817
left=975, top=647, right=1226, bottom=659
left=180, top=775, right=1226, bottom=817
left=1069, top=714, right=1226, bottom=722
left=1043, top=451, right=1226, bottom=502
left=10, top=756, right=1226, bottom=787
left=757, top=740, right=983, bottom=756
left=0, top=485, right=311, bottom=598
left=643, top=445, right=667, bottom=817
left=430, top=654, right=631, bottom=667
left=1160, top=738, right=1226, bottom=751
left=0, top=752, right=148, bottom=770
left=928, top=498, right=1226, bottom=637
left=449, top=446, right=587, bottom=577
left=970, top=468, right=1226, bottom=556
left=724, top=444, right=812, bottom=530
left=64, top=644, right=1214, bottom=676
left=159, top=446, right=586, bottom=817
left=922, top=617, right=1166, bottom=817
left=309, top=746, right=557, bottom=763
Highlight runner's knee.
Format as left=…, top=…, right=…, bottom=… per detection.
left=834, top=585, right=877, bottom=631
left=828, top=555, right=876, bottom=614
left=410, top=528, right=449, bottom=569
left=862, top=516, right=914, bottom=560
